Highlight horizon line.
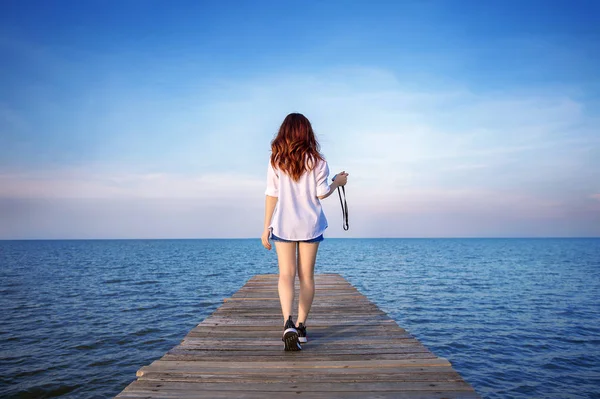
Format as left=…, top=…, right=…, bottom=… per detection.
left=1, top=236, right=599, bottom=241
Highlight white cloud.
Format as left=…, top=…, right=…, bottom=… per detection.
left=0, top=169, right=265, bottom=201
left=191, top=68, right=597, bottom=185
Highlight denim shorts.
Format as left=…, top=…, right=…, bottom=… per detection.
left=270, top=232, right=324, bottom=243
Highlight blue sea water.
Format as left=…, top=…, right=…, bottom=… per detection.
left=1, top=238, right=599, bottom=398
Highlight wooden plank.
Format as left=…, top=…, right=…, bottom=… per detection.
left=137, top=366, right=458, bottom=377
left=158, top=355, right=441, bottom=363
left=142, top=358, right=454, bottom=370
left=181, top=334, right=420, bottom=349
left=115, top=274, right=480, bottom=398
left=177, top=340, right=423, bottom=348
left=117, top=392, right=481, bottom=399
left=123, top=380, right=476, bottom=392
left=136, top=372, right=465, bottom=385
left=189, top=324, right=407, bottom=331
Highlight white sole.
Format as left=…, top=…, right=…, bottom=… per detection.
left=282, top=328, right=301, bottom=351
left=283, top=327, right=297, bottom=335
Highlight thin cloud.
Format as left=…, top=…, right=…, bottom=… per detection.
left=1, top=67, right=599, bottom=237
left=0, top=169, right=265, bottom=200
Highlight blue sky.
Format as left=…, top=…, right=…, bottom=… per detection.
left=1, top=0, right=599, bottom=239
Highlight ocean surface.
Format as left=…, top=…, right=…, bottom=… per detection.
left=1, top=238, right=599, bottom=399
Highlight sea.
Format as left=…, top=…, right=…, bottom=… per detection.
left=1, top=238, right=599, bottom=398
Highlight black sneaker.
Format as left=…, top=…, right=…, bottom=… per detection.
left=297, top=323, right=307, bottom=343
left=282, top=316, right=301, bottom=351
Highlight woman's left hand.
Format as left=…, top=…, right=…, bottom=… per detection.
left=261, top=228, right=272, bottom=250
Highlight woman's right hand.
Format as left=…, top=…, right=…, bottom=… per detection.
left=334, top=171, right=349, bottom=186
left=261, top=227, right=272, bottom=250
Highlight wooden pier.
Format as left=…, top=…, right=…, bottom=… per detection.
left=116, top=273, right=480, bottom=398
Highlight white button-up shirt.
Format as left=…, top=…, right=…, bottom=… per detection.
left=265, top=158, right=330, bottom=240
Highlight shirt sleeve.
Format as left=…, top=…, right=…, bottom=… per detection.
left=316, top=160, right=331, bottom=197
left=265, top=161, right=279, bottom=197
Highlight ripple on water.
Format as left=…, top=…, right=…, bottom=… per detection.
left=73, top=340, right=105, bottom=350
left=121, top=304, right=160, bottom=312
left=88, top=358, right=117, bottom=367
left=103, top=278, right=130, bottom=284
left=15, top=383, right=81, bottom=398
left=133, top=327, right=161, bottom=337
left=132, top=280, right=160, bottom=285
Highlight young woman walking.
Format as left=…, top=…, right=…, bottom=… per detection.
left=261, top=113, right=348, bottom=351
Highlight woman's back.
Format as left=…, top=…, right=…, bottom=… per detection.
left=266, top=157, right=330, bottom=240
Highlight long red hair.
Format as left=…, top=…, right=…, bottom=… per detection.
left=270, top=113, right=324, bottom=181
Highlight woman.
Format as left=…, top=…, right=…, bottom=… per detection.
left=261, top=113, right=348, bottom=351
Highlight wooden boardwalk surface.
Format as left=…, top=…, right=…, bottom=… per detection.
left=116, top=273, right=480, bottom=398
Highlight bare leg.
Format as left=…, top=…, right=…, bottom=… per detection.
left=275, top=241, right=297, bottom=324
left=297, top=241, right=319, bottom=324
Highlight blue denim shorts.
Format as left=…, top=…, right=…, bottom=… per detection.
left=270, top=232, right=324, bottom=243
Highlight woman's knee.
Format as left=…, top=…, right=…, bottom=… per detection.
left=279, top=272, right=296, bottom=281
left=298, top=274, right=314, bottom=285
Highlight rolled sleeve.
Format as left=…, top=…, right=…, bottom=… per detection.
left=265, top=161, right=279, bottom=197
left=316, top=160, right=331, bottom=197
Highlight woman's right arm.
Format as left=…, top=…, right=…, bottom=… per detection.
left=317, top=172, right=348, bottom=200
left=318, top=180, right=340, bottom=200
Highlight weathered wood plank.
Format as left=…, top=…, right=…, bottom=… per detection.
left=142, top=358, right=454, bottom=370
left=117, top=393, right=480, bottom=399
left=136, top=373, right=466, bottom=385
left=180, top=336, right=416, bottom=345
left=137, top=366, right=458, bottom=377
left=117, top=390, right=481, bottom=399
left=115, top=274, right=480, bottom=398
left=177, top=340, right=423, bottom=349
left=158, top=354, right=441, bottom=363
left=123, top=380, right=476, bottom=392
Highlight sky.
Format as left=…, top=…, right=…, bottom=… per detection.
left=0, top=0, right=599, bottom=239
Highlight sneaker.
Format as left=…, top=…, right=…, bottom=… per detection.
left=297, top=323, right=307, bottom=343
left=282, top=316, right=301, bottom=351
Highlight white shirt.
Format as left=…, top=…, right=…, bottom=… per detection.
left=265, top=157, right=331, bottom=240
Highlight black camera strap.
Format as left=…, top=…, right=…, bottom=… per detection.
left=337, top=185, right=349, bottom=231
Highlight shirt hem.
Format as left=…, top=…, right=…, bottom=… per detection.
left=270, top=226, right=328, bottom=241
